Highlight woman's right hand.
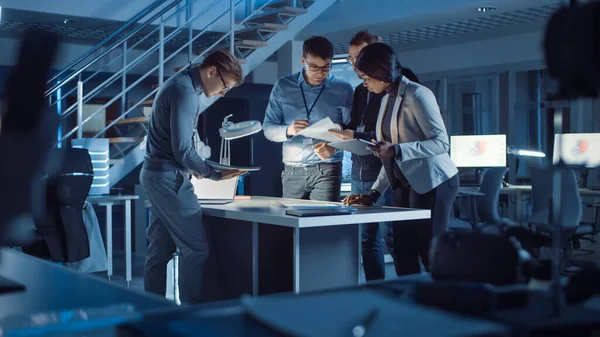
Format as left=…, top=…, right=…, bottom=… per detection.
left=342, top=193, right=375, bottom=206
left=328, top=129, right=354, bottom=140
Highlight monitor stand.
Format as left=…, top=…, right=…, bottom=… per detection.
left=0, top=275, right=25, bottom=294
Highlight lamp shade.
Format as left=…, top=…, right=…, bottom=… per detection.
left=507, top=146, right=546, bottom=158
left=219, top=120, right=262, bottom=140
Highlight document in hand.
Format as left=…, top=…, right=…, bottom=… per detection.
left=298, top=117, right=342, bottom=143
left=329, top=139, right=375, bottom=156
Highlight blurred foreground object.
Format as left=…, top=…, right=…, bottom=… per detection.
left=544, top=1, right=600, bottom=99
left=0, top=30, right=60, bottom=246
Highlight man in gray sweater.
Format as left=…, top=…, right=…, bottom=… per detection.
left=141, top=50, right=244, bottom=304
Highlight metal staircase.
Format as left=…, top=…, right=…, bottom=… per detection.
left=45, top=0, right=337, bottom=188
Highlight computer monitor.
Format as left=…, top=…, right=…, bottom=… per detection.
left=553, top=133, right=600, bottom=168
left=450, top=134, right=507, bottom=168
left=191, top=176, right=239, bottom=202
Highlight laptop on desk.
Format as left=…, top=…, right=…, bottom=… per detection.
left=191, top=176, right=239, bottom=205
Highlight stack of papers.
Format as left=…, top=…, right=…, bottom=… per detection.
left=329, top=139, right=375, bottom=156
left=298, top=117, right=342, bottom=143
left=299, top=118, right=376, bottom=156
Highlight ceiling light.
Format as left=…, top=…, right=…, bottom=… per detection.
left=478, top=6, right=496, bottom=12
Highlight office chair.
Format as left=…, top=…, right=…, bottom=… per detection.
left=527, top=165, right=599, bottom=269
left=23, top=148, right=93, bottom=262
left=449, top=167, right=511, bottom=232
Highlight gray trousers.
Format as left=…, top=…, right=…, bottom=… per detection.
left=282, top=162, right=342, bottom=202
left=140, top=168, right=209, bottom=304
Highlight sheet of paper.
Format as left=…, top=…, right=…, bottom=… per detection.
left=298, top=117, right=342, bottom=143
left=329, top=139, right=375, bottom=156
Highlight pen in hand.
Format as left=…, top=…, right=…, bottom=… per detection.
left=351, top=308, right=378, bottom=337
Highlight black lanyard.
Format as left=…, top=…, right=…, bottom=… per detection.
left=300, top=84, right=326, bottom=119
left=359, top=91, right=373, bottom=126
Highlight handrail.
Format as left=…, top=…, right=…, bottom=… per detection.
left=58, top=0, right=285, bottom=145
left=48, top=0, right=177, bottom=86
left=50, top=24, right=163, bottom=108
left=58, top=0, right=224, bottom=120
left=45, top=0, right=183, bottom=97
left=91, top=0, right=278, bottom=138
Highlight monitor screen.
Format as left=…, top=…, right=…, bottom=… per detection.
left=553, top=133, right=600, bottom=168
left=191, top=176, right=239, bottom=200
left=450, top=134, right=507, bottom=168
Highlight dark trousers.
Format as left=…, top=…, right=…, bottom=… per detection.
left=352, top=179, right=395, bottom=281
left=140, top=168, right=210, bottom=304
left=392, top=174, right=459, bottom=276
left=282, top=163, right=342, bottom=202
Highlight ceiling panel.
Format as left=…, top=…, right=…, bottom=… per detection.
left=332, top=3, right=561, bottom=54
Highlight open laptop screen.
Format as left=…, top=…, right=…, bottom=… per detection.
left=191, top=176, right=239, bottom=200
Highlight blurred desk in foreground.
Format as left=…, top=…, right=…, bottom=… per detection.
left=0, top=248, right=174, bottom=318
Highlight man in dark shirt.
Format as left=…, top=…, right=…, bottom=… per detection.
left=141, top=50, right=245, bottom=304
left=331, top=31, right=423, bottom=281
left=343, top=31, right=394, bottom=281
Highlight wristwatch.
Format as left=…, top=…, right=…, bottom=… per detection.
left=368, top=190, right=381, bottom=203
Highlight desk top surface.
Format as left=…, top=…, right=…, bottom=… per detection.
left=0, top=249, right=174, bottom=318
left=87, top=194, right=140, bottom=203
left=201, top=197, right=430, bottom=228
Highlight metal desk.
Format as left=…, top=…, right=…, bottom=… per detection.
left=0, top=249, right=174, bottom=318
left=199, top=197, right=430, bottom=302
left=87, top=194, right=139, bottom=287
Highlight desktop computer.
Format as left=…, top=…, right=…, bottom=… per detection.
left=553, top=133, right=600, bottom=168
left=450, top=135, right=507, bottom=186
left=451, top=134, right=507, bottom=168
left=553, top=133, right=600, bottom=188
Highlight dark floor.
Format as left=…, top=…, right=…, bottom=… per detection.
left=94, top=235, right=600, bottom=303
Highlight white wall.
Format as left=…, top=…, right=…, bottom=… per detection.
left=397, top=31, right=546, bottom=80
left=249, top=61, right=278, bottom=85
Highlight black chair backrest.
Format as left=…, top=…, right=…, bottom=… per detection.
left=530, top=165, right=581, bottom=228
left=477, top=167, right=508, bottom=224
left=29, top=147, right=93, bottom=262
left=46, top=147, right=93, bottom=176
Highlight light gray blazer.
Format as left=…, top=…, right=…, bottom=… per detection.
left=372, top=76, right=458, bottom=195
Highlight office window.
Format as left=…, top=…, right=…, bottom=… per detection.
left=446, top=75, right=498, bottom=136
left=342, top=151, right=352, bottom=183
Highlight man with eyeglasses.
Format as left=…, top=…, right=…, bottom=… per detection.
left=141, top=50, right=245, bottom=304
left=263, top=36, right=353, bottom=202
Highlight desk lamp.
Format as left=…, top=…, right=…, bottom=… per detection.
left=219, top=114, right=262, bottom=165
left=507, top=146, right=546, bottom=185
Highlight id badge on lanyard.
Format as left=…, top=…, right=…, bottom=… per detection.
left=356, top=124, right=365, bottom=133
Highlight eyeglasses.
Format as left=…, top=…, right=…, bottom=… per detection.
left=216, top=68, right=230, bottom=93
left=306, top=62, right=332, bottom=73
left=346, top=56, right=357, bottom=66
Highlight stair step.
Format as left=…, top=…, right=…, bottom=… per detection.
left=109, top=159, right=124, bottom=165
left=245, top=7, right=307, bottom=24
left=195, top=39, right=267, bottom=55
left=266, top=0, right=314, bottom=9
left=109, top=116, right=149, bottom=125
left=174, top=58, right=246, bottom=73
left=236, top=39, right=269, bottom=48
left=247, top=6, right=308, bottom=23
left=235, top=23, right=288, bottom=39
left=131, top=99, right=154, bottom=107
left=109, top=137, right=145, bottom=144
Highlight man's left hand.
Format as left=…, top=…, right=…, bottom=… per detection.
left=367, top=140, right=396, bottom=158
left=313, top=142, right=335, bottom=160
